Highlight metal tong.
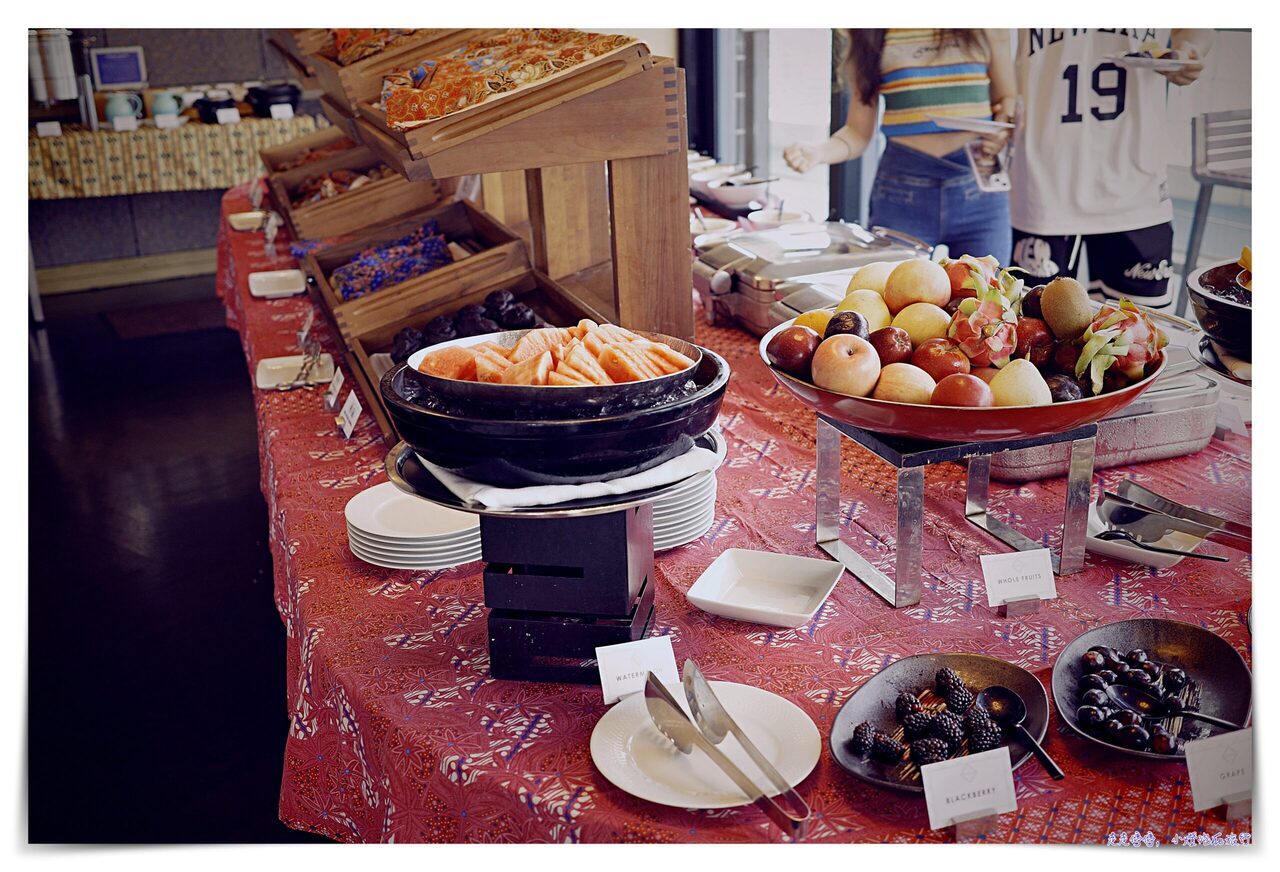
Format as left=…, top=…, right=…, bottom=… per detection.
left=275, top=338, right=323, bottom=391
left=1115, top=479, right=1251, bottom=547
left=643, top=671, right=809, bottom=839
left=1098, top=487, right=1250, bottom=552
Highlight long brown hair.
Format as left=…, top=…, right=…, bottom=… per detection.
left=838, top=29, right=986, bottom=105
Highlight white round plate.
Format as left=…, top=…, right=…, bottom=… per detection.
left=1104, top=54, right=1197, bottom=71
left=350, top=542, right=480, bottom=571
left=654, top=500, right=716, bottom=530
left=590, top=681, right=820, bottom=809
left=345, top=482, right=479, bottom=539
left=654, top=483, right=716, bottom=515
left=349, top=532, right=480, bottom=560
left=925, top=114, right=1014, bottom=134
left=656, top=513, right=716, bottom=551
left=348, top=526, right=480, bottom=555
left=346, top=521, right=481, bottom=548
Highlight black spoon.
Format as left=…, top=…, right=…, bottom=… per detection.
left=1106, top=683, right=1243, bottom=731
left=976, top=685, right=1065, bottom=781
left=1095, top=529, right=1229, bottom=562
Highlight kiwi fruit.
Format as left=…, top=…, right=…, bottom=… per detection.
left=1040, top=277, right=1093, bottom=341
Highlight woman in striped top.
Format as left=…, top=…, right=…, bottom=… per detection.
left=785, top=29, right=1016, bottom=264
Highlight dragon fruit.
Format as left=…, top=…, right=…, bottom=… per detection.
left=944, top=255, right=1000, bottom=300
left=1074, top=300, right=1168, bottom=394
left=947, top=280, right=1019, bottom=367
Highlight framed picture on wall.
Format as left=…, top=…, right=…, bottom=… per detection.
left=89, top=46, right=148, bottom=91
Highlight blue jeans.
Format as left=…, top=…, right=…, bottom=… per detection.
left=868, top=140, right=1011, bottom=265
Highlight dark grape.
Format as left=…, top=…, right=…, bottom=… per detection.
left=1124, top=670, right=1155, bottom=689
left=1151, top=732, right=1179, bottom=755
left=1077, top=705, right=1107, bottom=728
left=1163, top=667, right=1188, bottom=691
left=1081, top=689, right=1110, bottom=708
left=1080, top=674, right=1109, bottom=693
left=1141, top=661, right=1163, bottom=679
left=1103, top=718, right=1125, bottom=739
left=1114, top=710, right=1143, bottom=727
left=1081, top=651, right=1106, bottom=672
left=1095, top=670, right=1119, bottom=686
left=1125, top=649, right=1150, bottom=667
left=1118, top=724, right=1152, bottom=750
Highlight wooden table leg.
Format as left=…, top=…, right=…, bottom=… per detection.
left=524, top=163, right=611, bottom=281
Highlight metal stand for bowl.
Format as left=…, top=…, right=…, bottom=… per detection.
left=816, top=416, right=1096, bottom=608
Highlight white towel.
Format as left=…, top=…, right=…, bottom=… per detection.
left=424, top=444, right=721, bottom=510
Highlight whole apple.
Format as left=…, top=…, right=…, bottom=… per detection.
left=911, top=337, right=971, bottom=382
left=811, top=334, right=881, bottom=397
left=1016, top=317, right=1055, bottom=369
left=931, top=373, right=995, bottom=407
left=766, top=325, right=821, bottom=377
left=873, top=362, right=936, bottom=404
left=867, top=326, right=914, bottom=366
left=970, top=367, right=1001, bottom=385
left=883, top=259, right=951, bottom=314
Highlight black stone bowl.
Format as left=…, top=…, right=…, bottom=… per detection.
left=1051, top=618, right=1252, bottom=761
left=1188, top=260, right=1251, bottom=361
left=405, top=329, right=703, bottom=417
left=381, top=346, right=729, bottom=487
left=829, top=653, right=1048, bottom=794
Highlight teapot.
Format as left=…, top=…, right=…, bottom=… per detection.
left=151, top=91, right=181, bottom=117
left=104, top=92, right=143, bottom=122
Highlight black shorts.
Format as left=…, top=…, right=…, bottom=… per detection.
left=1010, top=222, right=1175, bottom=308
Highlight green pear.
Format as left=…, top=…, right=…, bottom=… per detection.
left=989, top=359, right=1053, bottom=407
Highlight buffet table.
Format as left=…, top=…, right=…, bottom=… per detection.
left=216, top=183, right=1252, bottom=844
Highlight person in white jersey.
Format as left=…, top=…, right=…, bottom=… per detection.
left=1009, top=28, right=1214, bottom=308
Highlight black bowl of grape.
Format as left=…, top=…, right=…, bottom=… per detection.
left=1051, top=619, right=1251, bottom=760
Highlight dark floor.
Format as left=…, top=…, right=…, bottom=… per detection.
left=28, top=278, right=326, bottom=843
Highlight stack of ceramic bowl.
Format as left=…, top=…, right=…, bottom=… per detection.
left=651, top=428, right=726, bottom=551
left=345, top=482, right=481, bottom=570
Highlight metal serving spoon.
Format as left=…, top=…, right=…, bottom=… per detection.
left=976, top=685, right=1065, bottom=781
left=1095, top=529, right=1229, bottom=561
left=1105, top=684, right=1243, bottom=731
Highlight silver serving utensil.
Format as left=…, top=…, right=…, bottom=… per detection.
left=275, top=339, right=322, bottom=391
left=643, top=674, right=806, bottom=839
left=1106, top=684, right=1243, bottom=731
left=693, top=208, right=709, bottom=231
left=1099, top=490, right=1249, bottom=552
left=1095, top=529, right=1228, bottom=561
left=1115, top=480, right=1252, bottom=544
left=682, top=661, right=811, bottom=827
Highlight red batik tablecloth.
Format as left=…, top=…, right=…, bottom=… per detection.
left=215, top=184, right=1253, bottom=844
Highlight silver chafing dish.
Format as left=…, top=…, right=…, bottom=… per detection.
left=692, top=222, right=928, bottom=335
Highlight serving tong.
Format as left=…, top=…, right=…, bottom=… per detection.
left=1096, top=486, right=1250, bottom=555
left=275, top=337, right=323, bottom=391
left=643, top=667, right=810, bottom=839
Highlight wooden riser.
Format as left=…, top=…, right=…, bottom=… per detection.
left=259, top=125, right=357, bottom=178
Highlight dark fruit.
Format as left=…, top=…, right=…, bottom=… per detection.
left=484, top=289, right=515, bottom=312
left=902, top=711, right=934, bottom=741
left=895, top=691, right=924, bottom=722
left=911, top=737, right=950, bottom=767
left=1022, top=286, right=1045, bottom=319
left=1081, top=651, right=1106, bottom=672
left=966, top=712, right=1002, bottom=752
left=499, top=303, right=537, bottom=329
left=1113, top=662, right=1133, bottom=678
left=1080, top=674, right=1109, bottom=693
left=1151, top=732, right=1179, bottom=755
left=825, top=310, right=870, bottom=342
left=1118, top=724, right=1152, bottom=750
left=1163, top=667, right=1188, bottom=691
left=456, top=303, right=486, bottom=320
left=849, top=721, right=876, bottom=758
left=1095, top=669, right=1119, bottom=686
left=1077, top=705, right=1107, bottom=728
left=935, top=667, right=966, bottom=697
left=1045, top=373, right=1084, bottom=403
left=766, top=326, right=822, bottom=377
left=871, top=732, right=907, bottom=765
left=1141, top=661, right=1163, bottom=680
left=390, top=327, right=426, bottom=363
left=1125, top=649, right=1150, bottom=666
left=866, top=326, right=914, bottom=367
left=1081, top=689, right=1109, bottom=708
left=1114, top=710, right=1143, bottom=727
left=1103, top=718, right=1125, bottom=739
left=1016, top=317, right=1055, bottom=368
left=423, top=327, right=456, bottom=346
left=930, top=711, right=965, bottom=751
left=1053, top=341, right=1082, bottom=375
left=944, top=684, right=974, bottom=713
left=426, top=314, right=454, bottom=333
left=912, top=338, right=971, bottom=382
left=1163, top=696, right=1185, bottom=714
left=1124, top=670, right=1155, bottom=689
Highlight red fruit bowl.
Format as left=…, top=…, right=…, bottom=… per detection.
left=759, top=319, right=1167, bottom=443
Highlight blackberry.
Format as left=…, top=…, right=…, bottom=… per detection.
left=911, top=737, right=949, bottom=767
left=895, top=691, right=924, bottom=722
left=967, top=715, right=1002, bottom=752
left=936, top=667, right=966, bottom=698
left=871, top=732, right=907, bottom=765
left=901, top=711, right=934, bottom=741
left=849, top=721, right=876, bottom=758
left=930, top=711, right=965, bottom=751
left=944, top=684, right=974, bottom=713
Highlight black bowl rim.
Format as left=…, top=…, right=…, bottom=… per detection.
left=1050, top=617, right=1253, bottom=761
left=382, top=344, right=730, bottom=428
left=1188, top=259, right=1252, bottom=312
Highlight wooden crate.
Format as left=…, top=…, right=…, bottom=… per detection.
left=345, top=269, right=606, bottom=438
left=267, top=147, right=442, bottom=241
left=259, top=125, right=359, bottom=177
left=310, top=29, right=494, bottom=114
left=266, top=29, right=328, bottom=89
left=304, top=200, right=532, bottom=342
left=320, top=93, right=360, bottom=141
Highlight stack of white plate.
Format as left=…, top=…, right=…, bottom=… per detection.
left=345, top=482, right=481, bottom=570
left=652, top=472, right=718, bottom=551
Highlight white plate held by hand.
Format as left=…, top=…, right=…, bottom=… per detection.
left=590, top=680, right=819, bottom=809
left=686, top=549, right=844, bottom=628
left=926, top=114, right=1014, bottom=134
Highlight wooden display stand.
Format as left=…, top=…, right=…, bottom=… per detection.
left=265, top=29, right=328, bottom=90
left=349, top=53, right=693, bottom=340
left=259, top=125, right=358, bottom=177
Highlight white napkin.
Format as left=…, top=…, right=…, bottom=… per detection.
left=424, top=444, right=721, bottom=510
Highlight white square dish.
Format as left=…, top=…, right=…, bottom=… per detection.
left=254, top=354, right=336, bottom=390
left=228, top=210, right=269, bottom=231
left=249, top=269, right=307, bottom=298
left=686, top=549, right=844, bottom=628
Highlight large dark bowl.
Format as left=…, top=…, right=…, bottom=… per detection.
left=830, top=653, right=1048, bottom=794
left=381, top=346, right=729, bottom=487
left=1188, top=260, right=1251, bottom=361
left=405, top=329, right=702, bottom=416
left=193, top=96, right=237, bottom=124
left=1051, top=619, right=1252, bottom=761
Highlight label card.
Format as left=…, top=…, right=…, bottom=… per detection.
left=1186, top=728, right=1252, bottom=811
left=595, top=636, right=678, bottom=704
left=921, top=746, right=1018, bottom=830
left=154, top=113, right=181, bottom=129
left=215, top=107, right=241, bottom=125
left=324, top=367, right=345, bottom=410
left=296, top=309, right=315, bottom=349
left=111, top=115, right=139, bottom=132
left=269, top=102, right=295, bottom=120
left=35, top=121, right=62, bottom=137
left=980, top=548, right=1057, bottom=608
left=338, top=390, right=362, bottom=439
left=249, top=178, right=264, bottom=210
left=1217, top=399, right=1249, bottom=437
